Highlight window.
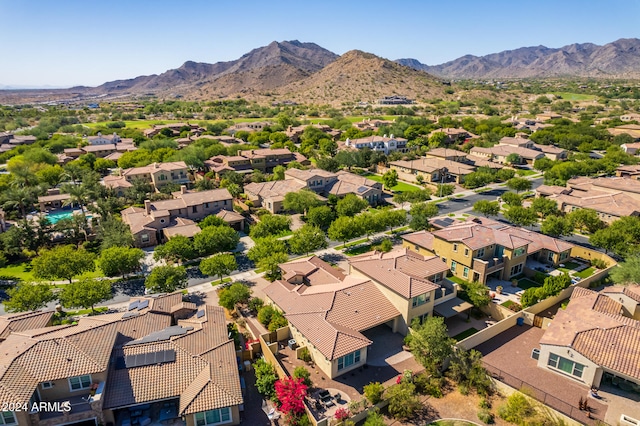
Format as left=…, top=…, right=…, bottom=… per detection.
left=547, top=251, right=554, bottom=262
left=453, top=244, right=458, bottom=252
left=69, top=375, right=91, bottom=391
left=414, top=245, right=419, bottom=251
left=547, top=353, right=585, bottom=379
left=412, top=293, right=430, bottom=308
left=192, top=206, right=198, bottom=213
left=41, top=381, right=54, bottom=389
left=477, top=248, right=485, bottom=258
left=513, top=247, right=526, bottom=257
left=159, top=174, right=166, bottom=181
left=194, top=407, right=232, bottom=426
left=509, top=263, right=523, bottom=277
left=560, top=251, right=568, bottom=261
left=531, top=349, right=540, bottom=360
left=141, top=234, right=150, bottom=243
left=432, top=273, right=442, bottom=283
left=337, top=350, right=361, bottom=371
left=451, top=261, right=457, bottom=273
left=205, top=203, right=209, bottom=208
left=0, top=412, right=16, bottom=425
left=463, top=267, right=469, bottom=278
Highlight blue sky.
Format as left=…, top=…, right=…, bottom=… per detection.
left=1, top=0, right=638, bottom=87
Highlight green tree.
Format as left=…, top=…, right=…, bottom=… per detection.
left=336, top=194, right=369, bottom=217
left=590, top=216, right=640, bottom=256
left=531, top=197, right=559, bottom=218
left=153, top=235, right=198, bottom=264
left=198, top=215, right=226, bottom=229
left=293, top=366, right=313, bottom=388
left=193, top=225, right=239, bottom=256
left=200, top=253, right=237, bottom=284
left=97, top=246, right=145, bottom=278
left=32, top=245, right=96, bottom=283
left=540, top=215, right=573, bottom=237
left=447, top=349, right=493, bottom=396
left=378, top=209, right=407, bottom=232
left=328, top=216, right=364, bottom=246
left=306, top=206, right=335, bottom=230
left=247, top=236, right=288, bottom=263
left=356, top=212, right=385, bottom=240
left=254, top=358, right=278, bottom=400
left=473, top=200, right=500, bottom=217
left=145, top=265, right=188, bottom=293
left=533, top=157, right=554, bottom=171
left=386, top=381, right=421, bottom=421
left=363, top=382, right=384, bottom=405
left=288, top=224, right=327, bottom=255
left=97, top=217, right=135, bottom=250
left=567, top=208, right=605, bottom=234
left=217, top=282, right=251, bottom=310
left=272, top=165, right=286, bottom=181
left=409, top=316, right=455, bottom=374
left=249, top=214, right=291, bottom=239
left=504, top=206, right=537, bottom=227
left=283, top=189, right=321, bottom=215
left=59, top=278, right=112, bottom=313
left=409, top=202, right=439, bottom=231
left=381, top=169, right=398, bottom=190
left=610, top=256, right=640, bottom=285
left=501, top=191, right=522, bottom=207
left=505, top=153, right=521, bottom=165
left=460, top=281, right=491, bottom=308
left=4, top=283, right=55, bottom=312
left=436, top=183, right=455, bottom=197
left=258, top=252, right=289, bottom=281
left=506, top=177, right=532, bottom=193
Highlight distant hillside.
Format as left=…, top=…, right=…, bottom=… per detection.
left=397, top=38, right=640, bottom=79
left=83, top=40, right=339, bottom=96
left=274, top=50, right=446, bottom=106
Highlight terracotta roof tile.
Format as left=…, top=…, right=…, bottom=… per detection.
left=0, top=310, right=54, bottom=341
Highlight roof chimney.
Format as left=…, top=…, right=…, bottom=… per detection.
left=153, top=162, right=158, bottom=169
left=180, top=185, right=187, bottom=194
left=144, top=200, right=151, bottom=215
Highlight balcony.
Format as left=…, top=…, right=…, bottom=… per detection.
left=473, top=257, right=505, bottom=276
left=435, top=280, right=457, bottom=305
left=37, top=381, right=104, bottom=421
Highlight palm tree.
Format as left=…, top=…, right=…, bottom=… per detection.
left=61, top=183, right=89, bottom=220
left=2, top=186, right=37, bottom=219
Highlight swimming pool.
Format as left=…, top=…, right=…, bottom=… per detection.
left=45, top=210, right=92, bottom=224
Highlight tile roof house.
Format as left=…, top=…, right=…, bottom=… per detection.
left=535, top=176, right=640, bottom=224
left=537, top=286, right=640, bottom=390
left=608, top=123, right=640, bottom=141
left=616, top=164, right=640, bottom=179
left=204, top=148, right=308, bottom=177
left=37, top=189, right=71, bottom=212
left=621, top=142, right=640, bottom=155
left=0, top=295, right=242, bottom=426
left=389, top=157, right=475, bottom=184
left=470, top=145, right=545, bottom=165
left=344, top=135, right=409, bottom=155
left=264, top=256, right=402, bottom=378
left=425, top=147, right=468, bottom=162
left=86, top=132, right=134, bottom=146
left=402, top=217, right=574, bottom=285
left=121, top=186, right=233, bottom=247
left=285, top=168, right=383, bottom=206
left=349, top=248, right=458, bottom=333
left=103, top=161, right=190, bottom=192
left=427, top=128, right=478, bottom=144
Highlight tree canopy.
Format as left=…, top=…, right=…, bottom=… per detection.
left=4, top=283, right=55, bottom=312
left=32, top=245, right=96, bottom=283
left=59, top=278, right=112, bottom=312
left=145, top=265, right=188, bottom=293
left=200, top=253, right=237, bottom=283
left=97, top=246, right=145, bottom=278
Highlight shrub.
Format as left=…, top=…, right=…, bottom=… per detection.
left=334, top=407, right=350, bottom=422
left=479, top=398, right=491, bottom=409
left=458, top=382, right=470, bottom=395
left=363, top=382, right=384, bottom=405
left=498, top=392, right=535, bottom=424
left=386, top=381, right=421, bottom=420
left=298, top=347, right=312, bottom=363
left=254, top=358, right=278, bottom=400
left=414, top=374, right=443, bottom=398
left=478, top=408, right=495, bottom=424
left=591, top=258, right=607, bottom=269
left=292, top=366, right=312, bottom=388
left=257, top=305, right=276, bottom=326
left=348, top=399, right=363, bottom=415
left=248, top=297, right=264, bottom=314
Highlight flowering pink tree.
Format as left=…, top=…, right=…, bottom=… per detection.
left=275, top=376, right=308, bottom=424
left=334, top=407, right=350, bottom=422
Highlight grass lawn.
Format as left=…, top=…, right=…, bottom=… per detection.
left=447, top=276, right=470, bottom=286
left=345, top=244, right=374, bottom=256
left=452, top=328, right=479, bottom=342
left=557, top=260, right=581, bottom=274
left=335, top=238, right=369, bottom=250
left=501, top=300, right=516, bottom=309
left=0, top=261, right=104, bottom=282
left=551, top=92, right=597, bottom=101
left=364, top=173, right=421, bottom=192
left=64, top=306, right=109, bottom=316
left=518, top=278, right=541, bottom=290
left=385, top=226, right=410, bottom=234
left=210, top=277, right=232, bottom=286
left=516, top=169, right=537, bottom=176
left=575, top=266, right=596, bottom=279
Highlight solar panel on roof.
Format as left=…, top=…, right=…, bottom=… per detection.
left=128, top=301, right=139, bottom=311
left=137, top=300, right=149, bottom=310
left=122, top=312, right=139, bottom=319
left=196, top=310, right=205, bottom=318
left=124, top=349, right=177, bottom=368
left=357, top=186, right=368, bottom=193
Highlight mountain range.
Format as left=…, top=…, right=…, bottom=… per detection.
left=1, top=38, right=639, bottom=105
left=396, top=38, right=640, bottom=79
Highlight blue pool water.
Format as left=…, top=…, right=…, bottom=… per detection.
left=45, top=211, right=92, bottom=224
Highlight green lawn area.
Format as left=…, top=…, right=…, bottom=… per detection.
left=364, top=173, right=421, bottom=192
left=385, top=226, right=410, bottom=235
left=516, top=169, right=537, bottom=176
left=518, top=278, right=541, bottom=290
left=575, top=266, right=596, bottom=279
left=501, top=300, right=516, bottom=309
left=452, top=328, right=479, bottom=342
left=551, top=92, right=597, bottom=101
left=335, top=238, right=370, bottom=250
left=557, top=261, right=581, bottom=274
left=0, top=261, right=104, bottom=282
left=345, top=244, right=374, bottom=257
left=447, top=276, right=470, bottom=286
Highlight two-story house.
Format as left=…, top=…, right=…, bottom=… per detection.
left=0, top=294, right=243, bottom=426
left=344, top=135, right=409, bottom=155
left=204, top=148, right=308, bottom=177
left=102, top=161, right=191, bottom=193
left=121, top=187, right=233, bottom=247
left=284, top=169, right=383, bottom=206
left=348, top=248, right=453, bottom=334
left=402, top=217, right=574, bottom=285
left=389, top=157, right=475, bottom=184
left=263, top=256, right=402, bottom=379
